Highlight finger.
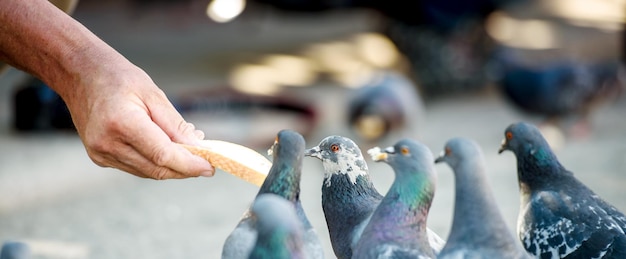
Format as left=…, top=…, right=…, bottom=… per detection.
left=111, top=143, right=190, bottom=180
left=124, top=111, right=214, bottom=177
left=194, top=129, right=205, bottom=140
left=86, top=147, right=149, bottom=178
left=88, top=141, right=188, bottom=180
left=145, top=94, right=200, bottom=144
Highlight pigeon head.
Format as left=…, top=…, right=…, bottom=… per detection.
left=259, top=129, right=305, bottom=200
left=305, top=135, right=368, bottom=185
left=498, top=122, right=552, bottom=156
left=369, top=139, right=434, bottom=173
left=251, top=194, right=303, bottom=237
left=368, top=139, right=437, bottom=198
left=0, top=241, right=31, bottom=259
left=498, top=122, right=566, bottom=188
left=249, top=194, right=304, bottom=259
left=268, top=129, right=306, bottom=161
left=435, top=137, right=484, bottom=171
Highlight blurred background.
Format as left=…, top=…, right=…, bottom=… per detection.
left=0, top=0, right=624, bottom=258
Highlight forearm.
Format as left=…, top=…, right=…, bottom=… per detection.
left=0, top=0, right=214, bottom=179
left=0, top=0, right=131, bottom=104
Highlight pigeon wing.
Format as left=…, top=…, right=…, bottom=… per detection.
left=521, top=191, right=626, bottom=258
left=222, top=213, right=257, bottom=259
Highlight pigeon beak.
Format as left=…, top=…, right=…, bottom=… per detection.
left=383, top=146, right=396, bottom=154
left=498, top=138, right=508, bottom=154
left=267, top=140, right=278, bottom=156
left=304, top=147, right=322, bottom=159
left=249, top=211, right=258, bottom=225
left=367, top=146, right=392, bottom=162
left=434, top=151, right=445, bottom=163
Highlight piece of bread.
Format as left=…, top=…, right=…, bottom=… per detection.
left=179, top=140, right=271, bottom=186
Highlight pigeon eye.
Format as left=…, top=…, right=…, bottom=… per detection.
left=400, top=146, right=410, bottom=155
left=506, top=132, right=513, bottom=140
left=330, top=144, right=340, bottom=152
left=445, top=147, right=451, bottom=155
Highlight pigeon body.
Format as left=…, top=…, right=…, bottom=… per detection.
left=248, top=194, right=305, bottom=259
left=305, top=135, right=382, bottom=259
left=346, top=72, right=424, bottom=144
left=435, top=137, right=531, bottom=259
left=495, top=51, right=624, bottom=135
left=353, top=139, right=439, bottom=259
left=222, top=130, right=324, bottom=259
left=305, top=135, right=444, bottom=258
left=0, top=241, right=31, bottom=259
left=499, top=122, right=626, bottom=258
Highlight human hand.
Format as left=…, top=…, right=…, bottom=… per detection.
left=65, top=60, right=214, bottom=179
left=0, top=0, right=213, bottom=179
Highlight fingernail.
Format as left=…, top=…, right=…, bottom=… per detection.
left=194, top=129, right=205, bottom=140
left=200, top=170, right=214, bottom=177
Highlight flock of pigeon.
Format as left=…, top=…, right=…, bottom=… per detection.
left=219, top=122, right=626, bottom=259
left=1, top=122, right=624, bottom=259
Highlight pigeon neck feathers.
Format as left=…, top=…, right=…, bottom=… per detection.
left=362, top=170, right=436, bottom=257
left=321, top=173, right=382, bottom=231
left=322, top=163, right=380, bottom=197
left=450, top=155, right=504, bottom=232
left=259, top=156, right=302, bottom=201
left=258, top=131, right=304, bottom=202
left=447, top=145, right=520, bottom=253
left=515, top=137, right=571, bottom=191
left=390, top=156, right=437, bottom=212
left=249, top=194, right=305, bottom=259
left=249, top=235, right=303, bottom=259
left=368, top=141, right=437, bottom=233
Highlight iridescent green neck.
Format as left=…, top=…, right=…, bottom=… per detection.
left=518, top=144, right=566, bottom=189
left=250, top=228, right=294, bottom=259
left=259, top=162, right=301, bottom=202
left=393, top=171, right=435, bottom=211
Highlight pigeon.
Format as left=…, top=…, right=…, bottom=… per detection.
left=248, top=194, right=305, bottom=259
left=494, top=50, right=625, bottom=136
left=305, top=135, right=444, bottom=259
left=0, top=241, right=31, bottom=259
left=434, top=137, right=531, bottom=258
left=352, top=139, right=440, bottom=258
left=346, top=71, right=424, bottom=144
left=499, top=122, right=626, bottom=258
left=222, top=129, right=324, bottom=259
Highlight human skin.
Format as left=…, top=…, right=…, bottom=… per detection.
left=0, top=0, right=214, bottom=179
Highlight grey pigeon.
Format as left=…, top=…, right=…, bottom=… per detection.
left=499, top=122, right=626, bottom=258
left=222, top=129, right=324, bottom=259
left=248, top=194, right=305, bottom=259
left=346, top=71, right=424, bottom=144
left=305, top=135, right=444, bottom=259
left=352, top=139, right=439, bottom=259
left=435, top=137, right=531, bottom=259
left=494, top=48, right=625, bottom=136
left=0, top=241, right=31, bottom=259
